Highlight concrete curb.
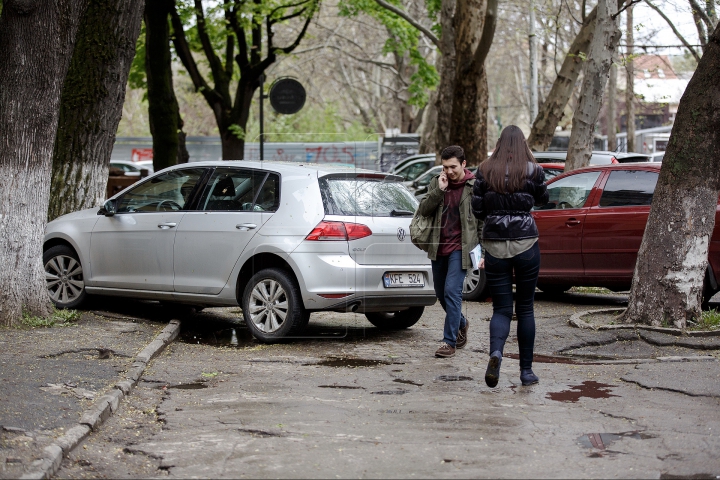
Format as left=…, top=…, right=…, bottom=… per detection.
left=19, top=319, right=181, bottom=480
left=568, top=308, right=720, bottom=337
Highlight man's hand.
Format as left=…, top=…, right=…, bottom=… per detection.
left=479, top=258, right=485, bottom=269
left=438, top=172, right=448, bottom=191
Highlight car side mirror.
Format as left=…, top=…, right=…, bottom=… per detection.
left=98, top=199, right=117, bottom=216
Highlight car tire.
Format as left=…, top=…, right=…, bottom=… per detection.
left=463, top=267, right=488, bottom=301
left=242, top=268, right=306, bottom=342
left=365, top=306, right=424, bottom=330
left=43, top=245, right=88, bottom=309
left=701, top=271, right=718, bottom=310
left=538, top=284, right=570, bottom=295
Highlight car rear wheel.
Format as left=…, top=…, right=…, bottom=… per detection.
left=43, top=245, right=87, bottom=309
left=242, top=268, right=306, bottom=342
left=463, top=267, right=488, bottom=301
left=365, top=306, right=424, bottom=330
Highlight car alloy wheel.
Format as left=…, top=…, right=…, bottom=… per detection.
left=248, top=278, right=289, bottom=333
left=43, top=245, right=87, bottom=308
left=462, top=267, right=488, bottom=301
left=242, top=268, right=307, bottom=342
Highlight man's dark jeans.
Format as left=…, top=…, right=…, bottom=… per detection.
left=431, top=250, right=468, bottom=348
left=484, top=241, right=541, bottom=369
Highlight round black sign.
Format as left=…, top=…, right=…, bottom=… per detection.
left=269, top=78, right=306, bottom=115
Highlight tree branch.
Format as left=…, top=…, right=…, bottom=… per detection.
left=170, top=6, right=223, bottom=107
left=472, top=0, right=498, bottom=71
left=274, top=1, right=317, bottom=55
left=645, top=0, right=702, bottom=61
left=224, top=0, right=234, bottom=78
left=227, top=4, right=249, bottom=69
left=193, top=0, right=226, bottom=86
left=614, top=0, right=644, bottom=18
left=689, top=0, right=715, bottom=30
left=373, top=0, right=441, bottom=48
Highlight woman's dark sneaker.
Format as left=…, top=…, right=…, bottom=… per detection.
left=485, top=350, right=502, bottom=387
left=456, top=318, right=469, bottom=349
left=520, top=369, right=539, bottom=386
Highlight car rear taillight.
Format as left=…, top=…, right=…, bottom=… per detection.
left=305, top=221, right=372, bottom=241
left=611, top=157, right=619, bottom=164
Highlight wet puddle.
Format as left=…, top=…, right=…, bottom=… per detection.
left=578, top=431, right=655, bottom=450
left=179, top=328, right=254, bottom=347
left=393, top=379, right=423, bottom=387
left=436, top=375, right=473, bottom=382
left=308, top=357, right=392, bottom=368
left=165, top=382, right=208, bottom=390
left=546, top=381, right=619, bottom=402
left=371, top=390, right=408, bottom=395
left=318, top=384, right=365, bottom=390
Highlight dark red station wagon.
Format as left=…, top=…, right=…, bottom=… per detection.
left=532, top=163, right=720, bottom=302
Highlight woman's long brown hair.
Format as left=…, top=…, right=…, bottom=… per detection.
left=479, top=125, right=537, bottom=194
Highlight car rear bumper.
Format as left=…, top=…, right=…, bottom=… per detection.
left=290, top=253, right=436, bottom=311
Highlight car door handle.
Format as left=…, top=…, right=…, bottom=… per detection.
left=565, top=219, right=581, bottom=226
left=157, top=223, right=177, bottom=229
left=236, top=223, right=257, bottom=230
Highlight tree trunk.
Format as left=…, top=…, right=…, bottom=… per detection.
left=622, top=23, right=720, bottom=328
left=0, top=0, right=87, bottom=326
left=607, top=62, right=617, bottom=151
left=626, top=5, right=636, bottom=152
left=449, top=0, right=496, bottom=166
left=527, top=6, right=598, bottom=152
left=146, top=0, right=182, bottom=171
left=565, top=0, right=621, bottom=172
left=433, top=0, right=456, bottom=161
left=48, top=0, right=143, bottom=222
left=418, top=89, right=438, bottom=154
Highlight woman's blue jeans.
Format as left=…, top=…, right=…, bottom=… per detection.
left=484, top=242, right=541, bottom=369
left=431, top=250, right=467, bottom=348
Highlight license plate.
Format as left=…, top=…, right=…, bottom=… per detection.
left=383, top=272, right=425, bottom=288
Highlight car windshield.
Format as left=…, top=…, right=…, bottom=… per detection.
left=320, top=177, right=418, bottom=216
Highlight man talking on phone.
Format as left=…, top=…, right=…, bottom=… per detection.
left=416, top=146, right=483, bottom=358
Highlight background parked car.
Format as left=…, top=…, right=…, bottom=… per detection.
left=533, top=150, right=651, bottom=165
left=390, top=155, right=436, bottom=182
left=44, top=162, right=437, bottom=342
left=531, top=162, right=720, bottom=304
left=109, top=160, right=154, bottom=176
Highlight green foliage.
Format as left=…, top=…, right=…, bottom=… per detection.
left=338, top=0, right=439, bottom=107
left=128, top=21, right=147, bottom=91
left=21, top=308, right=81, bottom=328
left=245, top=103, right=375, bottom=142
left=228, top=124, right=246, bottom=140
left=692, top=309, right=720, bottom=330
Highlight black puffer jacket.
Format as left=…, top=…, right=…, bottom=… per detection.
left=471, top=162, right=549, bottom=240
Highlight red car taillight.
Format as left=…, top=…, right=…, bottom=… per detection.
left=305, top=221, right=372, bottom=241
left=611, top=157, right=619, bottom=164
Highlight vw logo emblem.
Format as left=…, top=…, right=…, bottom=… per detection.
left=397, top=227, right=406, bottom=241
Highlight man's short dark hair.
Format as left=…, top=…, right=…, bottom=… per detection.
left=440, top=145, right=465, bottom=163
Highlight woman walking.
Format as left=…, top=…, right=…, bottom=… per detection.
left=471, top=125, right=548, bottom=387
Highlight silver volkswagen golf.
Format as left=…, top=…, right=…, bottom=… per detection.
left=43, top=161, right=436, bottom=341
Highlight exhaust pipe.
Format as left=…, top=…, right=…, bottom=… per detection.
left=346, top=302, right=360, bottom=313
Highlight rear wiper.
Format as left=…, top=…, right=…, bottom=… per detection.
left=390, top=209, right=414, bottom=216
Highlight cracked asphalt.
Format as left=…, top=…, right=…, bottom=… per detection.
left=2, top=292, right=720, bottom=478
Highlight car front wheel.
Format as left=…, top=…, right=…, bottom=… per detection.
left=43, top=245, right=87, bottom=309
left=365, top=306, right=424, bottom=330
left=242, top=268, right=306, bottom=342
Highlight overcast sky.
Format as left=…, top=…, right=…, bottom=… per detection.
left=627, top=1, right=706, bottom=56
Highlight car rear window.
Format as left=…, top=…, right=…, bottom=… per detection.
left=599, top=170, right=658, bottom=207
left=319, top=176, right=418, bottom=216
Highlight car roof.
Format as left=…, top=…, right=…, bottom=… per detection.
left=546, top=161, right=661, bottom=183
left=165, top=160, right=386, bottom=177
left=394, top=156, right=435, bottom=169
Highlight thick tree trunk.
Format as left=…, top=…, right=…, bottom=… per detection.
left=433, top=0, right=456, bottom=161
left=449, top=0, right=495, bottom=166
left=146, top=0, right=182, bottom=171
left=626, top=5, right=636, bottom=152
left=0, top=0, right=86, bottom=325
left=48, top=0, right=143, bottom=222
left=418, top=90, right=437, bottom=154
left=607, top=62, right=617, bottom=151
left=527, top=6, right=598, bottom=152
left=622, top=23, right=720, bottom=328
left=565, top=0, right=621, bottom=172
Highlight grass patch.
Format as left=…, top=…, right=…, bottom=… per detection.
left=691, top=309, right=720, bottom=331
left=21, top=308, right=81, bottom=328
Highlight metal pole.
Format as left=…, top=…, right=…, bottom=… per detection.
left=259, top=74, right=265, bottom=160
left=529, top=0, right=538, bottom=122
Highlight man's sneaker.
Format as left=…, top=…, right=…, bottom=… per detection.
left=456, top=318, right=470, bottom=349
left=485, top=350, right=503, bottom=387
left=435, top=343, right=456, bottom=358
